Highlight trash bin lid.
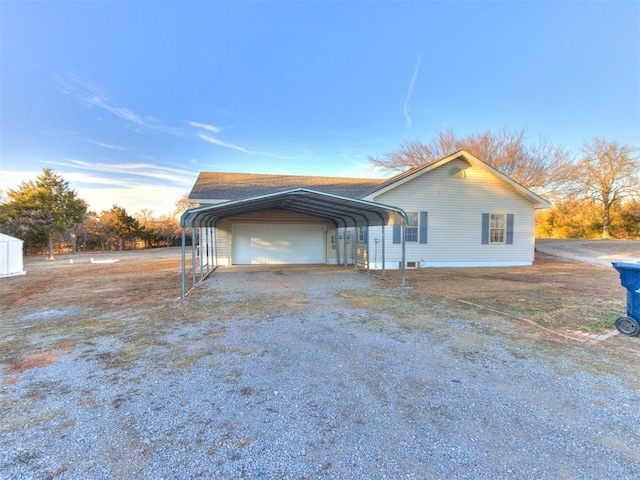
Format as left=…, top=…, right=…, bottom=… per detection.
left=612, top=261, right=640, bottom=269
left=612, top=262, right=640, bottom=290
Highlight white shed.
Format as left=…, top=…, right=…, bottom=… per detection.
left=0, top=233, right=26, bottom=277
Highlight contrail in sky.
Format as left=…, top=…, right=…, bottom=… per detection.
left=403, top=54, right=422, bottom=129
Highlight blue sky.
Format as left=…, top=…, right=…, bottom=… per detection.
left=1, top=1, right=638, bottom=216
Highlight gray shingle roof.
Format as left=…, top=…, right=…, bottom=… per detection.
left=189, top=172, right=385, bottom=202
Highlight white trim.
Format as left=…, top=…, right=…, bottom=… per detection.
left=419, top=261, right=532, bottom=268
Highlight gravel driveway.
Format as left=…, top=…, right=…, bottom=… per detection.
left=2, top=267, right=640, bottom=479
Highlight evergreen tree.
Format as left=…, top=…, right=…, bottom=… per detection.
left=0, top=168, right=87, bottom=259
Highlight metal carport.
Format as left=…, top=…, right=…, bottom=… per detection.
left=180, top=188, right=408, bottom=297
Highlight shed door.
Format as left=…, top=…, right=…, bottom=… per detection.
left=232, top=224, right=326, bottom=265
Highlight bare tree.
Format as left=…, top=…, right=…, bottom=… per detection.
left=369, top=127, right=572, bottom=191
left=174, top=193, right=192, bottom=218
left=571, top=137, right=639, bottom=238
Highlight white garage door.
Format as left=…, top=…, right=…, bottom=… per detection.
left=232, top=224, right=326, bottom=265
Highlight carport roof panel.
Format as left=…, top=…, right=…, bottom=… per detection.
left=181, top=188, right=407, bottom=228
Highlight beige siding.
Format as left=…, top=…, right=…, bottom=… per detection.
left=211, top=210, right=337, bottom=265
left=368, top=159, right=537, bottom=267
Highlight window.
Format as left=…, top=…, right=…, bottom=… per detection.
left=482, top=213, right=514, bottom=245
left=405, top=212, right=419, bottom=242
left=393, top=211, right=428, bottom=244
left=490, top=214, right=506, bottom=243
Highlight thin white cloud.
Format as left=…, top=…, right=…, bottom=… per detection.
left=189, top=120, right=296, bottom=159
left=75, top=183, right=186, bottom=216
left=198, top=133, right=256, bottom=154
left=54, top=72, right=170, bottom=132
left=403, top=54, right=422, bottom=129
left=0, top=170, right=39, bottom=192
left=63, top=170, right=192, bottom=215
left=188, top=121, right=220, bottom=133
left=49, top=159, right=196, bottom=185
left=82, top=139, right=127, bottom=151
left=0, top=169, right=184, bottom=216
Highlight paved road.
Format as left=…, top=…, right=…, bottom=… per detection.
left=536, top=239, right=640, bottom=267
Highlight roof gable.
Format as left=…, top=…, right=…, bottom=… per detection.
left=189, top=172, right=384, bottom=203
left=362, top=150, right=551, bottom=208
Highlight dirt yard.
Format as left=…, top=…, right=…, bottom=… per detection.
left=2, top=242, right=639, bottom=478
left=1, top=241, right=638, bottom=373
left=388, top=251, right=635, bottom=339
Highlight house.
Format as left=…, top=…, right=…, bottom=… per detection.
left=0, top=232, right=26, bottom=277
left=181, top=150, right=550, bottom=291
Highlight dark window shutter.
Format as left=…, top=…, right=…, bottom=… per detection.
left=393, top=225, right=401, bottom=244
left=481, top=213, right=490, bottom=244
left=363, top=227, right=368, bottom=244
left=506, top=214, right=514, bottom=244
left=419, top=212, right=428, bottom=244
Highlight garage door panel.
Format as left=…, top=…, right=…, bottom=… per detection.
left=232, top=224, right=325, bottom=264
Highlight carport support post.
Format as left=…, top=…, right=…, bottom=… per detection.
left=203, top=227, right=208, bottom=274
left=214, top=226, right=218, bottom=266
left=199, top=227, right=204, bottom=281
left=401, top=226, right=406, bottom=286
left=209, top=228, right=213, bottom=269
left=191, top=220, right=197, bottom=289
left=181, top=227, right=186, bottom=298
left=381, top=224, right=386, bottom=278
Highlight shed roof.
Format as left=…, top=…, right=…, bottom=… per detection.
left=0, top=233, right=23, bottom=243
left=181, top=188, right=407, bottom=228
left=188, top=172, right=384, bottom=203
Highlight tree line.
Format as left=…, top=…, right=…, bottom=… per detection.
left=0, top=168, right=188, bottom=259
left=1, top=129, right=638, bottom=259
left=370, top=129, right=639, bottom=239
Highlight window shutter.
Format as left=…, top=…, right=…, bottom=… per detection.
left=363, top=227, right=368, bottom=244
left=506, top=214, right=514, bottom=244
left=419, top=212, right=428, bottom=244
left=393, top=225, right=401, bottom=244
left=481, top=213, right=490, bottom=244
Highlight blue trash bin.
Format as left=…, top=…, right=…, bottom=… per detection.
left=612, top=262, right=640, bottom=336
